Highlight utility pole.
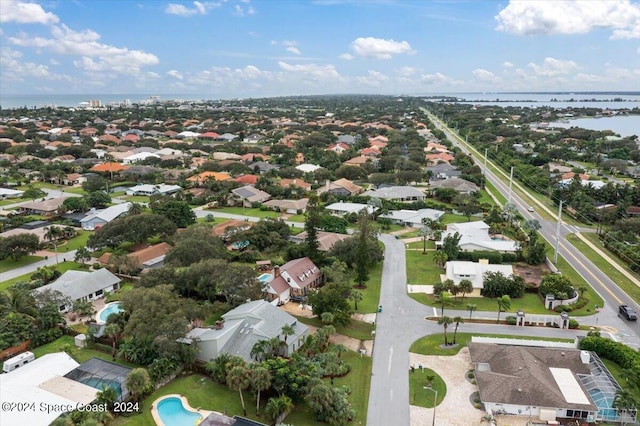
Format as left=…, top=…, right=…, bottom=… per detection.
left=554, top=200, right=563, bottom=263
left=483, top=148, right=488, bottom=176
left=507, top=166, right=514, bottom=204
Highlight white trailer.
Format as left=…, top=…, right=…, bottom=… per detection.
left=2, top=351, right=35, bottom=373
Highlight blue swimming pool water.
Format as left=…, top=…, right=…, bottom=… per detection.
left=99, top=302, right=123, bottom=323
left=258, top=273, right=273, bottom=283
left=81, top=377, right=124, bottom=400
left=156, top=397, right=202, bottom=426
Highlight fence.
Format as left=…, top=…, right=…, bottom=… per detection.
left=471, top=336, right=577, bottom=349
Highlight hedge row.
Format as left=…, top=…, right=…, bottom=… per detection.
left=579, top=336, right=640, bottom=378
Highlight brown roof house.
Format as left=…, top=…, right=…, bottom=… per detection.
left=264, top=257, right=323, bottom=304
left=98, top=242, right=172, bottom=272
left=290, top=231, right=350, bottom=252
left=19, top=197, right=69, bottom=216
left=428, top=177, right=479, bottom=194
left=231, top=185, right=271, bottom=207
left=317, top=178, right=363, bottom=197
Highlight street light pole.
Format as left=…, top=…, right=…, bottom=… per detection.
left=423, top=386, right=438, bottom=426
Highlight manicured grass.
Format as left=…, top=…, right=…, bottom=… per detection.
left=409, top=333, right=573, bottom=356
left=122, top=195, right=151, bottom=203
left=18, top=182, right=59, bottom=190
left=31, top=335, right=137, bottom=368
left=63, top=187, right=87, bottom=195
left=409, top=368, right=446, bottom=408
left=0, top=261, right=86, bottom=291
left=547, top=247, right=605, bottom=312
left=440, top=213, right=481, bottom=224
left=0, top=255, right=43, bottom=273
left=374, top=223, right=407, bottom=234
left=567, top=233, right=640, bottom=304
left=485, top=180, right=506, bottom=206
left=406, top=250, right=441, bottom=285
left=215, top=207, right=279, bottom=218
left=357, top=262, right=383, bottom=313
left=404, top=240, right=436, bottom=251
left=601, top=358, right=640, bottom=403
left=476, top=189, right=497, bottom=208
left=58, top=230, right=91, bottom=252
left=295, top=316, right=375, bottom=341
left=286, top=213, right=306, bottom=222
left=410, top=292, right=555, bottom=315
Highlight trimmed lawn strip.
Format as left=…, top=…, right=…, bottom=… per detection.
left=294, top=316, right=374, bottom=341
left=601, top=358, right=640, bottom=403
left=477, top=189, right=496, bottom=207
left=122, top=195, right=151, bottom=203
left=441, top=213, right=481, bottom=224
left=357, top=262, right=383, bottom=313
left=404, top=240, right=435, bottom=251
left=567, top=233, right=640, bottom=304
left=214, top=207, right=279, bottom=218
left=409, top=292, right=557, bottom=316
left=0, top=261, right=86, bottom=291
left=58, top=230, right=91, bottom=252
left=406, top=251, right=441, bottom=285
left=0, top=255, right=43, bottom=273
left=31, top=335, right=137, bottom=368
left=286, top=213, right=305, bottom=222
left=410, top=333, right=573, bottom=356
left=409, top=368, right=446, bottom=408
left=485, top=180, right=506, bottom=206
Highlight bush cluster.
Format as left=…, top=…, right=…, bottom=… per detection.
left=579, top=336, right=640, bottom=379
left=457, top=251, right=518, bottom=264
left=553, top=297, right=589, bottom=313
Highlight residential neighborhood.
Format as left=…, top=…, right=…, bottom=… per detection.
left=0, top=94, right=639, bottom=426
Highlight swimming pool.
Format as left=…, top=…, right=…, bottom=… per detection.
left=155, top=396, right=202, bottom=426
left=80, top=377, right=124, bottom=401
left=258, top=273, right=274, bottom=283
left=97, top=302, right=123, bottom=323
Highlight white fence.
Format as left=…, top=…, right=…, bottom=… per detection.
left=471, top=336, right=578, bottom=349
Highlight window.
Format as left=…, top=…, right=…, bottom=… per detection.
left=95, top=289, right=103, bottom=296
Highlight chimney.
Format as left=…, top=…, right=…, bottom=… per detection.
left=580, top=350, right=590, bottom=364
left=214, top=320, right=224, bottom=330
left=274, top=266, right=281, bottom=278
left=325, top=179, right=330, bottom=192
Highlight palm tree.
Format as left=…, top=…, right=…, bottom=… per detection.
left=2, top=287, right=38, bottom=319
left=320, top=311, right=334, bottom=325
left=349, top=290, right=364, bottom=311
left=315, top=325, right=336, bottom=353
left=497, top=295, right=511, bottom=324
left=620, top=368, right=640, bottom=391
left=452, top=316, right=464, bottom=345
left=250, top=340, right=269, bottom=362
left=331, top=343, right=348, bottom=359
left=128, top=202, right=144, bottom=216
left=44, top=226, right=62, bottom=264
left=95, top=386, right=118, bottom=412
left=436, top=291, right=454, bottom=317
left=323, top=351, right=342, bottom=385
left=419, top=218, right=435, bottom=254
left=267, top=336, right=285, bottom=358
left=206, top=352, right=231, bottom=384
left=104, top=323, right=121, bottom=360
left=227, top=365, right=251, bottom=416
left=248, top=364, right=271, bottom=417
left=264, top=395, right=294, bottom=423
left=613, top=389, right=639, bottom=425
left=432, top=250, right=448, bottom=269
left=458, top=279, right=473, bottom=303
left=280, top=324, right=295, bottom=344
left=467, top=303, right=478, bottom=320
left=74, top=246, right=92, bottom=267
left=125, top=368, right=151, bottom=402
left=437, top=316, right=453, bottom=345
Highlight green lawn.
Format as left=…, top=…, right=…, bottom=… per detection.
left=357, top=262, right=383, bottom=313
left=485, top=180, right=506, bottom=206
left=215, top=207, right=279, bottom=218
left=601, top=358, right=640, bottom=403
left=286, top=213, right=306, bottom=222
left=476, top=189, right=497, bottom=208
left=374, top=223, right=407, bottom=234
left=122, top=195, right=151, bottom=203
left=567, top=233, right=640, bottom=304
left=295, top=316, right=375, bottom=341
left=0, top=255, right=43, bottom=273
left=31, top=335, right=138, bottom=368
left=440, top=213, right=481, bottom=224
left=409, top=333, right=573, bottom=356
left=58, top=230, right=91, bottom=252
left=409, top=368, right=446, bottom=408
left=0, top=261, right=86, bottom=291
left=404, top=240, right=436, bottom=251
left=406, top=251, right=441, bottom=285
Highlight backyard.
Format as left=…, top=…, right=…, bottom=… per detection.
left=0, top=260, right=86, bottom=291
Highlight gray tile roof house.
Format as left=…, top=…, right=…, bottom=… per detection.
left=424, top=162, right=462, bottom=180
left=362, top=185, right=426, bottom=201
left=231, top=185, right=271, bottom=206
left=80, top=202, right=132, bottom=230
left=32, top=269, right=121, bottom=312
left=379, top=208, right=444, bottom=227
left=428, top=177, right=479, bottom=194
left=186, top=300, right=308, bottom=363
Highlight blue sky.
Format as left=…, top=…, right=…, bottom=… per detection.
left=1, top=0, right=640, bottom=97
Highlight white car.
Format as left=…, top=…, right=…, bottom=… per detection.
left=527, top=206, right=535, bottom=212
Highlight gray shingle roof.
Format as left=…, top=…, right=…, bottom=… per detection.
left=33, top=269, right=121, bottom=301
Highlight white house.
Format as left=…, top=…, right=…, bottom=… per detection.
left=125, top=183, right=182, bottom=196
left=295, top=163, right=322, bottom=173
left=325, top=202, right=376, bottom=217
left=32, top=269, right=121, bottom=312
left=0, top=188, right=24, bottom=199
left=122, top=152, right=160, bottom=164
left=379, top=208, right=444, bottom=227
left=362, top=186, right=426, bottom=202
left=185, top=300, right=308, bottom=363
left=437, top=221, right=519, bottom=252
left=444, top=260, right=514, bottom=295
left=80, top=202, right=132, bottom=230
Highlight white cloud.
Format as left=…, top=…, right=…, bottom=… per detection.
left=167, top=69, right=184, bottom=80
left=503, top=61, right=514, bottom=68
left=277, top=61, right=342, bottom=80
left=419, top=72, right=453, bottom=85
left=234, top=4, right=255, bottom=16
left=282, top=41, right=301, bottom=55
left=165, top=1, right=220, bottom=17
left=528, top=57, right=579, bottom=76
left=339, top=53, right=354, bottom=60
left=286, top=46, right=301, bottom=55
left=0, top=0, right=59, bottom=25
left=395, top=67, right=416, bottom=77
left=495, top=0, right=640, bottom=39
left=356, top=70, right=389, bottom=87
left=0, top=47, right=67, bottom=82
left=472, top=68, right=500, bottom=83
left=351, top=37, right=414, bottom=59
left=9, top=24, right=159, bottom=77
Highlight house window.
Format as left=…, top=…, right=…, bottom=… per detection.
left=95, top=290, right=103, bottom=296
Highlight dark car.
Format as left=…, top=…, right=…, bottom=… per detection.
left=619, top=305, right=638, bottom=321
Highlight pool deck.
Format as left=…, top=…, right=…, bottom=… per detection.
left=151, top=394, right=214, bottom=426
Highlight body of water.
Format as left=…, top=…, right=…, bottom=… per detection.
left=548, top=115, right=639, bottom=137
left=431, top=92, right=640, bottom=109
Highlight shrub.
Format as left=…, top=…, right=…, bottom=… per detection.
left=568, top=319, right=579, bottom=329
left=92, top=262, right=102, bottom=270
left=505, top=316, right=517, bottom=325
left=467, top=372, right=474, bottom=379
left=540, top=274, right=575, bottom=300
left=579, top=336, right=640, bottom=379
left=553, top=297, right=589, bottom=313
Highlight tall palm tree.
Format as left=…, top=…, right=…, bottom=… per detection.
left=267, top=336, right=285, bottom=358
left=497, top=295, right=511, bottom=324
left=437, top=316, right=453, bottom=345
left=436, top=291, right=454, bottom=317
left=264, top=395, right=294, bottom=423
left=323, top=351, right=342, bottom=385
left=206, top=353, right=231, bottom=384
left=280, top=324, right=295, bottom=345
left=44, top=226, right=62, bottom=264
left=349, top=290, right=364, bottom=311
left=331, top=343, right=348, bottom=359
left=458, top=279, right=473, bottom=303
left=320, top=311, right=334, bottom=325
left=125, top=368, right=151, bottom=403
left=128, top=202, right=144, bottom=216
left=250, top=340, right=269, bottom=362
left=467, top=303, right=478, bottom=320
left=2, top=287, right=38, bottom=319
left=432, top=250, right=448, bottom=269
left=227, top=365, right=251, bottom=416
left=248, top=364, right=271, bottom=417
left=105, top=323, right=121, bottom=361
left=613, top=389, right=639, bottom=425
left=452, top=316, right=464, bottom=345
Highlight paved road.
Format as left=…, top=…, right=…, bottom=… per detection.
left=0, top=250, right=78, bottom=282
left=426, top=111, right=640, bottom=350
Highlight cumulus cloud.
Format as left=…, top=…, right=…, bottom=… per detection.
left=419, top=72, right=453, bottom=85
left=167, top=69, right=183, bottom=80
left=339, top=53, right=354, bottom=60
left=395, top=67, right=416, bottom=77
left=9, top=24, right=159, bottom=77
left=165, top=1, right=220, bottom=17
left=0, top=47, right=66, bottom=82
left=351, top=37, right=414, bottom=59
left=528, top=57, right=580, bottom=76
left=277, top=61, right=341, bottom=80
left=234, top=4, right=255, bottom=16
left=355, top=70, right=389, bottom=87
left=472, top=68, right=500, bottom=82
left=286, top=46, right=301, bottom=55
left=503, top=61, right=514, bottom=67
left=495, top=0, right=640, bottom=39
left=0, top=0, right=59, bottom=25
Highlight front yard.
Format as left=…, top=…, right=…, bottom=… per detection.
left=406, top=250, right=441, bottom=285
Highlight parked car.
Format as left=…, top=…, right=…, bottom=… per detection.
left=619, top=305, right=638, bottom=321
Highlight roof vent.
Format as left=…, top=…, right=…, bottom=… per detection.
left=517, top=388, right=522, bottom=393
left=561, top=352, right=565, bottom=356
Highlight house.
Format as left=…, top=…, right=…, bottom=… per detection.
left=429, top=177, right=479, bottom=194
left=18, top=197, right=69, bottom=216
left=295, top=163, right=322, bottom=173
left=263, top=198, right=309, bottom=214
left=248, top=161, right=279, bottom=174
left=426, top=152, right=455, bottom=164
left=122, top=152, right=160, bottom=164
left=218, top=133, right=239, bottom=141
left=266, top=257, right=323, bottom=303
left=317, top=178, right=363, bottom=196
left=80, top=202, right=132, bottom=231
left=234, top=174, right=259, bottom=185
left=0, top=188, right=23, bottom=199
left=125, top=183, right=182, bottom=196
left=98, top=242, right=172, bottom=271
left=290, top=230, right=350, bottom=252
left=325, top=202, right=376, bottom=217
left=187, top=171, right=232, bottom=184
left=362, top=186, right=426, bottom=202
left=186, top=300, right=308, bottom=363
left=231, top=185, right=271, bottom=207
left=443, top=260, right=514, bottom=295
left=211, top=220, right=254, bottom=240
left=326, top=143, right=350, bottom=154
left=379, top=208, right=444, bottom=227
left=278, top=178, right=312, bottom=191
left=468, top=343, right=633, bottom=424
left=90, top=162, right=129, bottom=174
left=425, top=163, right=462, bottom=180
left=32, top=269, right=121, bottom=312
left=344, top=156, right=376, bottom=166
left=243, top=133, right=264, bottom=143
left=199, top=131, right=220, bottom=140
left=437, top=221, right=519, bottom=252
left=337, top=134, right=356, bottom=145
